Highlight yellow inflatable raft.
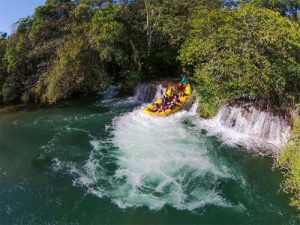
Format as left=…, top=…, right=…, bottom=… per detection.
left=143, top=84, right=192, bottom=116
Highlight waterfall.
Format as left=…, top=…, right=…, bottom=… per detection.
left=134, top=83, right=166, bottom=103
left=132, top=83, right=291, bottom=155
left=99, top=85, right=120, bottom=99
left=199, top=104, right=291, bottom=156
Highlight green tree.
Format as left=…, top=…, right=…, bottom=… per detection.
left=241, top=0, right=300, bottom=21
left=90, top=4, right=127, bottom=63
left=157, top=0, right=223, bottom=47
left=179, top=4, right=300, bottom=117
left=277, top=117, right=300, bottom=211
left=2, top=17, right=33, bottom=103
left=1, top=0, right=299, bottom=106
left=43, top=31, right=110, bottom=103
left=0, top=35, right=7, bottom=103
left=90, top=3, right=146, bottom=91
left=29, top=0, right=75, bottom=44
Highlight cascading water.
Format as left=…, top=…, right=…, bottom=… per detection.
left=198, top=104, right=291, bottom=156
left=99, top=85, right=120, bottom=99
left=98, top=83, right=167, bottom=108
left=132, top=83, right=291, bottom=155
left=134, top=83, right=166, bottom=103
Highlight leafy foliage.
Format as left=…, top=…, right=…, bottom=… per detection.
left=43, top=32, right=110, bottom=103
left=0, top=37, right=8, bottom=103
left=90, top=5, right=126, bottom=61
left=242, top=0, right=300, bottom=22
left=0, top=0, right=299, bottom=107
left=179, top=4, right=300, bottom=117
left=277, top=117, right=300, bottom=211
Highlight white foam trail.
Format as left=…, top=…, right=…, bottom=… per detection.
left=46, top=85, right=262, bottom=212
left=109, top=108, right=238, bottom=210
left=44, top=84, right=291, bottom=213
left=50, top=105, right=243, bottom=211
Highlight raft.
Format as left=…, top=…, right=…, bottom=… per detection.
left=143, top=84, right=192, bottom=116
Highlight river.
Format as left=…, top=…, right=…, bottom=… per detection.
left=0, top=89, right=298, bottom=225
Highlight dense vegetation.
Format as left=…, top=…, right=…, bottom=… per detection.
left=0, top=0, right=299, bottom=213
left=179, top=4, right=300, bottom=117
left=0, top=0, right=299, bottom=108
left=277, top=116, right=300, bottom=212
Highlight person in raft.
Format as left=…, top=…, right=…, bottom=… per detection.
left=179, top=73, right=187, bottom=90
left=161, top=94, right=165, bottom=104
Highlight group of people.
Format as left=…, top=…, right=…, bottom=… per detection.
left=151, top=74, right=188, bottom=113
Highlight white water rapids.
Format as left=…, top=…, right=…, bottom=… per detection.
left=198, top=105, right=291, bottom=156
left=110, top=108, right=238, bottom=210
left=132, top=83, right=290, bottom=155
left=49, top=83, right=290, bottom=211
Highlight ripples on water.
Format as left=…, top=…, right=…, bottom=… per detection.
left=35, top=100, right=257, bottom=214
left=33, top=95, right=242, bottom=212
left=0, top=87, right=298, bottom=225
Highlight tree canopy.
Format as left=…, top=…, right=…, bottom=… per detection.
left=0, top=0, right=299, bottom=110
left=179, top=4, right=300, bottom=116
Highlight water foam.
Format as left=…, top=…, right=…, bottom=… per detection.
left=134, top=83, right=167, bottom=103
left=47, top=106, right=243, bottom=211
left=44, top=83, right=247, bottom=211
left=107, top=108, right=239, bottom=210
left=31, top=83, right=293, bottom=219
left=196, top=105, right=291, bottom=156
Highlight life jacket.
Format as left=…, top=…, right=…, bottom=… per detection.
left=166, top=89, right=172, bottom=97
left=184, top=85, right=191, bottom=95
left=155, top=99, right=162, bottom=105
left=179, top=83, right=185, bottom=90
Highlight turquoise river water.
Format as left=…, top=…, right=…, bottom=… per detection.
left=0, top=95, right=299, bottom=225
